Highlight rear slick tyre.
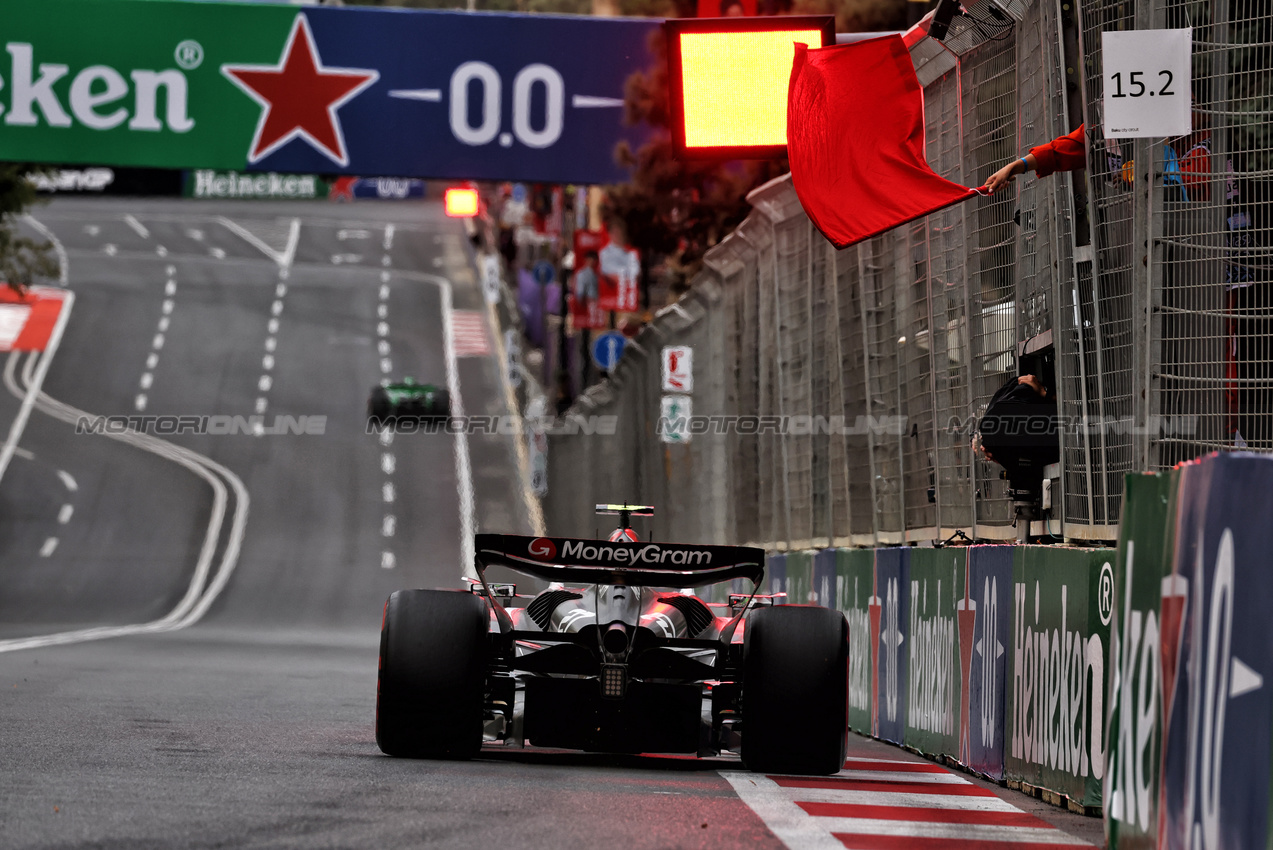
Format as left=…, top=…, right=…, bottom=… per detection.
left=741, top=604, right=849, bottom=775
left=376, top=589, right=490, bottom=759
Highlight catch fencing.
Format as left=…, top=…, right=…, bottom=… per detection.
left=544, top=0, right=1273, bottom=548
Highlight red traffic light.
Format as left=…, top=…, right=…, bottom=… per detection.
left=445, top=187, right=479, bottom=217
left=665, top=16, right=834, bottom=159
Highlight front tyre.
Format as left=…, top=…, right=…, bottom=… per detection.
left=376, top=589, right=489, bottom=759
left=741, top=605, right=849, bottom=775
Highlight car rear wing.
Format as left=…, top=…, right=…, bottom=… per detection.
left=474, top=534, right=765, bottom=589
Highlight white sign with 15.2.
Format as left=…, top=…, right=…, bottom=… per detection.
left=1101, top=28, right=1192, bottom=139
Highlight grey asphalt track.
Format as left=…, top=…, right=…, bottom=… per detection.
left=0, top=197, right=1103, bottom=850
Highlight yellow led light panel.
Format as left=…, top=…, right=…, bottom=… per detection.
left=678, top=29, right=822, bottom=148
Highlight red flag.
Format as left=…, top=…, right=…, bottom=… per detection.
left=787, top=35, right=979, bottom=249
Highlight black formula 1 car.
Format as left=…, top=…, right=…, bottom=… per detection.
left=375, top=505, right=850, bottom=775
left=367, top=378, right=451, bottom=427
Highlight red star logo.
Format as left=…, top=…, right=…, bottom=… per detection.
left=222, top=14, right=378, bottom=167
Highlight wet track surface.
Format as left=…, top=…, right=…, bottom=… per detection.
left=0, top=197, right=1103, bottom=849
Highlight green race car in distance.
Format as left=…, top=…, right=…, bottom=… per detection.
left=368, top=378, right=452, bottom=426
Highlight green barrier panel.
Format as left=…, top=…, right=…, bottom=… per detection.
left=903, top=547, right=967, bottom=759
left=1005, top=545, right=1114, bottom=808
left=1105, top=471, right=1178, bottom=848
left=784, top=550, right=815, bottom=606
left=837, top=547, right=875, bottom=735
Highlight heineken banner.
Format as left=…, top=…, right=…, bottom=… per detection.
left=0, top=0, right=658, bottom=183
left=1105, top=471, right=1177, bottom=849
left=964, top=545, right=1014, bottom=780
left=903, top=548, right=965, bottom=759
left=874, top=547, right=909, bottom=744
left=1005, top=545, right=1114, bottom=808
left=1161, top=453, right=1273, bottom=850
left=838, top=547, right=875, bottom=735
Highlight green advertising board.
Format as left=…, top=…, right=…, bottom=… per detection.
left=1105, top=471, right=1178, bottom=849
left=784, top=550, right=815, bottom=605
left=837, top=547, right=875, bottom=735
left=902, top=547, right=966, bottom=758
left=1005, top=545, right=1115, bottom=808
left=0, top=0, right=299, bottom=169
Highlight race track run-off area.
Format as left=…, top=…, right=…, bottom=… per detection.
left=0, top=197, right=1101, bottom=850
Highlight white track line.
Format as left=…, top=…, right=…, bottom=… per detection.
left=123, top=215, right=150, bottom=239
left=216, top=216, right=300, bottom=269
left=0, top=290, right=75, bottom=486
left=0, top=360, right=250, bottom=651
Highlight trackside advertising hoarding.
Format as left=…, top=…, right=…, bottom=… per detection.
left=0, top=0, right=658, bottom=183
left=838, top=547, right=874, bottom=736
left=1104, top=471, right=1176, bottom=849
left=903, top=548, right=964, bottom=759
left=964, top=545, right=1013, bottom=780
left=1159, top=453, right=1273, bottom=850
left=874, top=547, right=909, bottom=744
left=1004, top=545, right=1114, bottom=808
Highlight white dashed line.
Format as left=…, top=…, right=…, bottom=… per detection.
left=164, top=281, right=177, bottom=296
left=377, top=322, right=388, bottom=337
left=275, top=283, right=287, bottom=298
left=255, top=397, right=268, bottom=414
left=57, top=504, right=73, bottom=524
left=380, top=358, right=392, bottom=373
left=140, top=372, right=153, bottom=389
left=83, top=225, right=100, bottom=237
left=165, top=265, right=176, bottom=276
left=278, top=267, right=290, bottom=280
left=39, top=537, right=58, bottom=557
left=104, top=244, right=117, bottom=256
left=146, top=352, right=158, bottom=370
left=380, top=551, right=396, bottom=569
left=156, top=245, right=168, bottom=258
left=264, top=337, right=276, bottom=353
left=378, top=430, right=393, bottom=446
left=380, top=270, right=390, bottom=284
left=377, top=303, right=388, bottom=319
left=382, top=482, right=395, bottom=503
left=377, top=340, right=390, bottom=356
left=262, top=354, right=274, bottom=371
left=187, top=228, right=205, bottom=241
left=57, top=470, right=77, bottom=492
left=209, top=247, right=226, bottom=260
left=381, top=515, right=396, bottom=537
left=271, top=300, right=283, bottom=316
left=123, top=214, right=150, bottom=239
left=381, top=453, right=395, bottom=475
left=267, top=318, right=279, bottom=334
left=258, top=375, right=272, bottom=392
left=157, top=317, right=170, bottom=333
left=379, top=284, right=390, bottom=300
left=383, top=224, right=395, bottom=251
left=152, top=333, right=165, bottom=350
left=135, top=393, right=147, bottom=411
left=384, top=256, right=393, bottom=267
left=162, top=300, right=174, bottom=315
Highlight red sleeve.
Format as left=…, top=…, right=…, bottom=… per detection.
left=1029, top=124, right=1087, bottom=176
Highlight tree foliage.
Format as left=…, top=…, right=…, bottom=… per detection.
left=0, top=165, right=57, bottom=293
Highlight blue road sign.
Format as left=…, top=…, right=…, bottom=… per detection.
left=591, top=331, right=626, bottom=372
left=533, top=260, right=555, bottom=286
